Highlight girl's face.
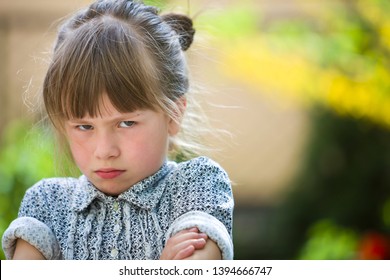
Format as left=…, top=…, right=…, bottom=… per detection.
left=64, top=94, right=180, bottom=196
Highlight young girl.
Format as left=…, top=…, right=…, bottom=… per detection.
left=1, top=0, right=234, bottom=260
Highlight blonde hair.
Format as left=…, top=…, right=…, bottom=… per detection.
left=43, top=0, right=206, bottom=165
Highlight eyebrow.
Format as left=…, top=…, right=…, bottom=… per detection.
left=67, top=112, right=142, bottom=123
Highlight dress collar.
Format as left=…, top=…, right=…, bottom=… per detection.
left=71, top=161, right=175, bottom=212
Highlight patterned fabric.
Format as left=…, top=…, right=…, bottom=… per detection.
left=2, top=157, right=234, bottom=260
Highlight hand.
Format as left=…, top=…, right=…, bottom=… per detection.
left=160, top=227, right=208, bottom=260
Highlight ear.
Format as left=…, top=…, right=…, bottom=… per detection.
left=168, top=96, right=187, bottom=136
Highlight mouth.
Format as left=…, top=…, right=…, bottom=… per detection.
left=95, top=169, right=125, bottom=179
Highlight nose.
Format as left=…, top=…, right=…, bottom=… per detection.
left=94, top=130, right=120, bottom=160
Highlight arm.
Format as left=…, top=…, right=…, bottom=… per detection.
left=13, top=239, right=46, bottom=260
left=167, top=157, right=234, bottom=259
left=2, top=217, right=61, bottom=260
left=183, top=238, right=221, bottom=260
left=165, top=211, right=233, bottom=260
left=160, top=227, right=208, bottom=260
left=2, top=181, right=62, bottom=260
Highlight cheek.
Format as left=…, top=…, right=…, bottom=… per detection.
left=131, top=128, right=169, bottom=158
left=149, top=126, right=170, bottom=151
left=125, top=136, right=166, bottom=157
left=68, top=140, right=89, bottom=166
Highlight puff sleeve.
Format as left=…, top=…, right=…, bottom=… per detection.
left=2, top=180, right=61, bottom=259
left=165, top=157, right=234, bottom=259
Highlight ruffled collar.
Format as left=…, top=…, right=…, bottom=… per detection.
left=71, top=160, right=176, bottom=212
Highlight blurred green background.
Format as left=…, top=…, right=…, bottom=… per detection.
left=1, top=0, right=390, bottom=260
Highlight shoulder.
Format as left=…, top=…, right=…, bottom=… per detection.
left=18, top=176, right=84, bottom=221
left=166, top=156, right=232, bottom=195
left=27, top=177, right=79, bottom=194
left=164, top=157, right=234, bottom=238
left=173, top=156, right=229, bottom=181
left=22, top=177, right=81, bottom=206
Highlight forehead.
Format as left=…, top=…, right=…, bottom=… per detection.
left=95, top=93, right=126, bottom=116
left=74, top=93, right=137, bottom=118
left=67, top=94, right=166, bottom=123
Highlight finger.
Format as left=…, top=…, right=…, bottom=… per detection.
left=173, top=227, right=199, bottom=237
left=191, top=238, right=207, bottom=250
left=173, top=245, right=195, bottom=260
left=169, top=231, right=208, bottom=245
left=172, top=237, right=207, bottom=254
left=187, top=227, right=200, bottom=233
left=161, top=236, right=207, bottom=260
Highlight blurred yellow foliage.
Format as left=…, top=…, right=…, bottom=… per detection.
left=214, top=0, right=390, bottom=128
left=220, top=38, right=321, bottom=105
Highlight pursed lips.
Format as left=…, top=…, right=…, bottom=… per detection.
left=95, top=168, right=125, bottom=179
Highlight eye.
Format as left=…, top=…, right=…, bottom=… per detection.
left=119, top=121, right=135, bottom=128
left=77, top=124, right=93, bottom=131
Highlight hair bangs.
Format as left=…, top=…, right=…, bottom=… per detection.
left=46, top=16, right=162, bottom=124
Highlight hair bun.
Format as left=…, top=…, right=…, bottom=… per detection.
left=161, top=13, right=195, bottom=51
